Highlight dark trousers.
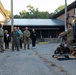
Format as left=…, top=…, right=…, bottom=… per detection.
left=19, top=39, right=22, bottom=48
left=5, top=42, right=9, bottom=49
left=32, top=39, right=36, bottom=47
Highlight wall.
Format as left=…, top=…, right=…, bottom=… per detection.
left=56, top=8, right=74, bottom=23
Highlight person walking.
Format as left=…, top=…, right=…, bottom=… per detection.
left=23, top=27, right=30, bottom=50
left=11, top=27, right=20, bottom=51
left=4, top=30, right=10, bottom=49
left=30, top=29, right=37, bottom=48
left=0, top=24, right=4, bottom=52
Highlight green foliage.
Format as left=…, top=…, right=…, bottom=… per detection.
left=19, top=10, right=27, bottom=18
left=54, top=5, right=65, bottom=14
left=13, top=15, right=21, bottom=18
left=5, top=10, right=11, bottom=18
left=6, top=4, right=69, bottom=19
left=13, top=5, right=52, bottom=19
left=13, top=4, right=68, bottom=19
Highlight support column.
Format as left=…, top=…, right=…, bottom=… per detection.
left=65, top=0, right=67, bottom=31
left=11, top=0, right=13, bottom=32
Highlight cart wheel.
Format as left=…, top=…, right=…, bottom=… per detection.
left=54, top=50, right=59, bottom=54
left=52, top=55, right=55, bottom=57
left=64, top=55, right=69, bottom=59
left=60, top=51, right=64, bottom=54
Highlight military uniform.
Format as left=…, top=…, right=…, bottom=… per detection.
left=23, top=30, right=30, bottom=49
left=0, top=28, right=4, bottom=52
left=61, top=27, right=74, bottom=51
left=11, top=31, right=20, bottom=51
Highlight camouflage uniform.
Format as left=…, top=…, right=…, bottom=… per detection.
left=60, top=26, right=74, bottom=51
left=11, top=30, right=20, bottom=51
left=23, top=30, right=30, bottom=49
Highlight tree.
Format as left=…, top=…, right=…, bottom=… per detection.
left=14, top=15, right=21, bottom=18
left=14, top=5, right=51, bottom=19
left=54, top=5, right=65, bottom=14
left=19, top=10, right=27, bottom=18
left=27, top=5, right=35, bottom=15
left=6, top=10, right=11, bottom=18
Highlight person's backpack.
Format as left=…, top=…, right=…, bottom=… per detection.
left=0, top=28, right=4, bottom=37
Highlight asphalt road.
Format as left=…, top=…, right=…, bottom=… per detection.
left=0, top=43, right=76, bottom=75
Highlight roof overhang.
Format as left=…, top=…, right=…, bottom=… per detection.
left=51, top=1, right=76, bottom=19
left=0, top=1, right=9, bottom=23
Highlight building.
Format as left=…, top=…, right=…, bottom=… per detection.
left=50, top=1, right=76, bottom=43
left=51, top=1, right=76, bottom=24
left=0, top=1, right=65, bottom=38
left=4, top=19, right=64, bottom=38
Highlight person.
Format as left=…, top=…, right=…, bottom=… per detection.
left=17, top=27, right=23, bottom=49
left=23, top=27, right=30, bottom=50
left=11, top=27, right=20, bottom=51
left=0, top=24, right=4, bottom=52
left=4, top=30, right=10, bottom=49
left=59, top=23, right=74, bottom=53
left=30, top=29, right=37, bottom=48
left=58, top=33, right=66, bottom=46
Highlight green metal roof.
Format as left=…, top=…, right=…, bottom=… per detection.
left=5, top=19, right=64, bottom=26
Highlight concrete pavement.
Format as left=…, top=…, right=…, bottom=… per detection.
left=0, top=43, right=76, bottom=75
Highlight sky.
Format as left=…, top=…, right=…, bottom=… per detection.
left=1, top=0, right=75, bottom=15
